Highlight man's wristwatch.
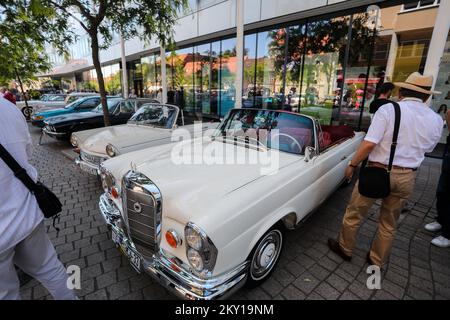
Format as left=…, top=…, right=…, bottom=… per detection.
left=348, top=161, right=358, bottom=168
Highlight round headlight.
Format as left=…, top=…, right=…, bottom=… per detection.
left=185, top=227, right=203, bottom=251
left=187, top=248, right=204, bottom=272
left=100, top=167, right=116, bottom=194
left=70, top=135, right=78, bottom=147
left=106, top=144, right=117, bottom=157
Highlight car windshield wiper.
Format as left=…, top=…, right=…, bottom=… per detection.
left=213, top=134, right=268, bottom=151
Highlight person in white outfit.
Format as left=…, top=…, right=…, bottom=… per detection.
left=0, top=97, right=77, bottom=300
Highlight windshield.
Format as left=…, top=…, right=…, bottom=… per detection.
left=64, top=98, right=83, bottom=109
left=49, top=95, right=65, bottom=101
left=93, top=99, right=121, bottom=113
left=128, top=104, right=177, bottom=129
left=216, top=109, right=315, bottom=155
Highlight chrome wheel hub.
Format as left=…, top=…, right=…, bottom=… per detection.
left=250, top=230, right=282, bottom=281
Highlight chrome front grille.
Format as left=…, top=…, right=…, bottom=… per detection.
left=80, top=151, right=103, bottom=165
left=122, top=171, right=162, bottom=259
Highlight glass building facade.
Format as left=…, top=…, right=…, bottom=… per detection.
left=53, top=1, right=445, bottom=133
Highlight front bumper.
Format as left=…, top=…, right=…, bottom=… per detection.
left=98, top=193, right=249, bottom=300
left=75, top=156, right=101, bottom=176
left=42, top=126, right=68, bottom=139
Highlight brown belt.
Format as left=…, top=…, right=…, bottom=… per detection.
left=368, top=161, right=418, bottom=172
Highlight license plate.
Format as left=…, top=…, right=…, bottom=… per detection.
left=79, top=162, right=98, bottom=175
left=111, top=228, right=142, bottom=273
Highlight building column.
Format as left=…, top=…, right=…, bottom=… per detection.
left=160, top=46, right=168, bottom=104
left=234, top=0, right=244, bottom=108
left=384, top=31, right=398, bottom=82
left=424, top=0, right=450, bottom=90
left=120, top=34, right=129, bottom=99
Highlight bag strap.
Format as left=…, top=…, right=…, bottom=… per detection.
left=388, top=102, right=401, bottom=172
left=0, top=143, right=38, bottom=193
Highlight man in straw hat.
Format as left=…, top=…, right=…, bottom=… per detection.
left=328, top=72, right=444, bottom=267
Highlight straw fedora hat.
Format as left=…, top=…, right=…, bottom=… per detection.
left=394, top=72, right=441, bottom=95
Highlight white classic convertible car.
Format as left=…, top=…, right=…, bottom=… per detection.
left=70, top=103, right=218, bottom=175
left=98, top=108, right=364, bottom=299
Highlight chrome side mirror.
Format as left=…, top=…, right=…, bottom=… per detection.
left=304, top=146, right=316, bottom=162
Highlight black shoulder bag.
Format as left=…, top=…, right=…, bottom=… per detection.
left=0, top=143, right=62, bottom=221
left=358, top=102, right=401, bottom=199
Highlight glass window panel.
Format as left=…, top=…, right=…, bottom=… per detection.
left=404, top=2, right=419, bottom=9
left=300, top=17, right=349, bottom=126
left=171, top=47, right=195, bottom=115
left=243, top=33, right=257, bottom=108
left=210, top=41, right=220, bottom=116
left=285, top=25, right=307, bottom=112
left=141, top=54, right=159, bottom=99
left=194, top=43, right=211, bottom=115
left=340, top=13, right=377, bottom=131
left=219, top=38, right=237, bottom=117
left=254, top=29, right=287, bottom=110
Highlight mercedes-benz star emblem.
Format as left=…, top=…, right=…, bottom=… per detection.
left=133, top=202, right=142, bottom=214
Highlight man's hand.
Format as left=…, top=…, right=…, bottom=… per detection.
left=345, top=165, right=355, bottom=182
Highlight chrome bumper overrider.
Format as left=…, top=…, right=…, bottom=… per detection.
left=98, top=193, right=249, bottom=300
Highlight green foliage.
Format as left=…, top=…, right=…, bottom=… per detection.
left=40, top=0, right=188, bottom=125
left=0, top=0, right=72, bottom=85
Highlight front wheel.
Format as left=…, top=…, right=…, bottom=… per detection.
left=21, top=106, right=33, bottom=120
left=245, top=226, right=284, bottom=288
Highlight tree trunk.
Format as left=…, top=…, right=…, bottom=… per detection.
left=15, top=69, right=30, bottom=118
left=90, top=32, right=111, bottom=126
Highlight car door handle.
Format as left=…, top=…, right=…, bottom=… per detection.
left=341, top=155, right=348, bottom=161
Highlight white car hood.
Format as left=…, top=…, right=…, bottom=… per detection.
left=78, top=122, right=218, bottom=156
left=79, top=124, right=174, bottom=155
left=105, top=139, right=301, bottom=224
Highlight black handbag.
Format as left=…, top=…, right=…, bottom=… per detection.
left=358, top=101, right=401, bottom=199
left=0, top=143, right=62, bottom=219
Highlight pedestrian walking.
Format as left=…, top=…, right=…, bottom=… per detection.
left=328, top=72, right=443, bottom=267
left=425, top=109, right=450, bottom=247
left=0, top=97, right=77, bottom=300
left=369, top=82, right=395, bottom=114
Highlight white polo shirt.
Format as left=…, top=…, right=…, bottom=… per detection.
left=0, top=97, right=43, bottom=255
left=365, top=97, right=443, bottom=169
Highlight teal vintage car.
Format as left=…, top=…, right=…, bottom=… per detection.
left=31, top=95, right=102, bottom=127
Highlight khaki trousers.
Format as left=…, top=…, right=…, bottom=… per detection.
left=338, top=169, right=416, bottom=267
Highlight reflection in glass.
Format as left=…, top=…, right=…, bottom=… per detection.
left=220, top=38, right=237, bottom=117
left=243, top=34, right=257, bottom=108
left=299, top=17, right=349, bottom=125
left=194, top=43, right=211, bottom=115
left=255, top=29, right=286, bottom=110
left=171, top=47, right=195, bottom=113
left=210, top=41, right=220, bottom=116
left=285, top=25, right=306, bottom=112
left=142, top=55, right=160, bottom=99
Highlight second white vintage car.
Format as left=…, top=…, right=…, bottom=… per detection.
left=98, top=108, right=365, bottom=299
left=71, top=103, right=218, bottom=176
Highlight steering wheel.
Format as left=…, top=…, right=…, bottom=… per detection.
left=269, top=132, right=303, bottom=154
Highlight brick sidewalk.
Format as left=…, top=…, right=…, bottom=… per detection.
left=20, top=126, right=450, bottom=300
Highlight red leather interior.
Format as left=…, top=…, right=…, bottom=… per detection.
left=320, top=125, right=355, bottom=149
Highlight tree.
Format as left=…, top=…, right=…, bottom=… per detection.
left=43, top=0, right=187, bottom=126
left=0, top=1, right=71, bottom=114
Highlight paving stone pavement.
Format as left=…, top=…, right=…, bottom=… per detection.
left=20, top=125, right=450, bottom=300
